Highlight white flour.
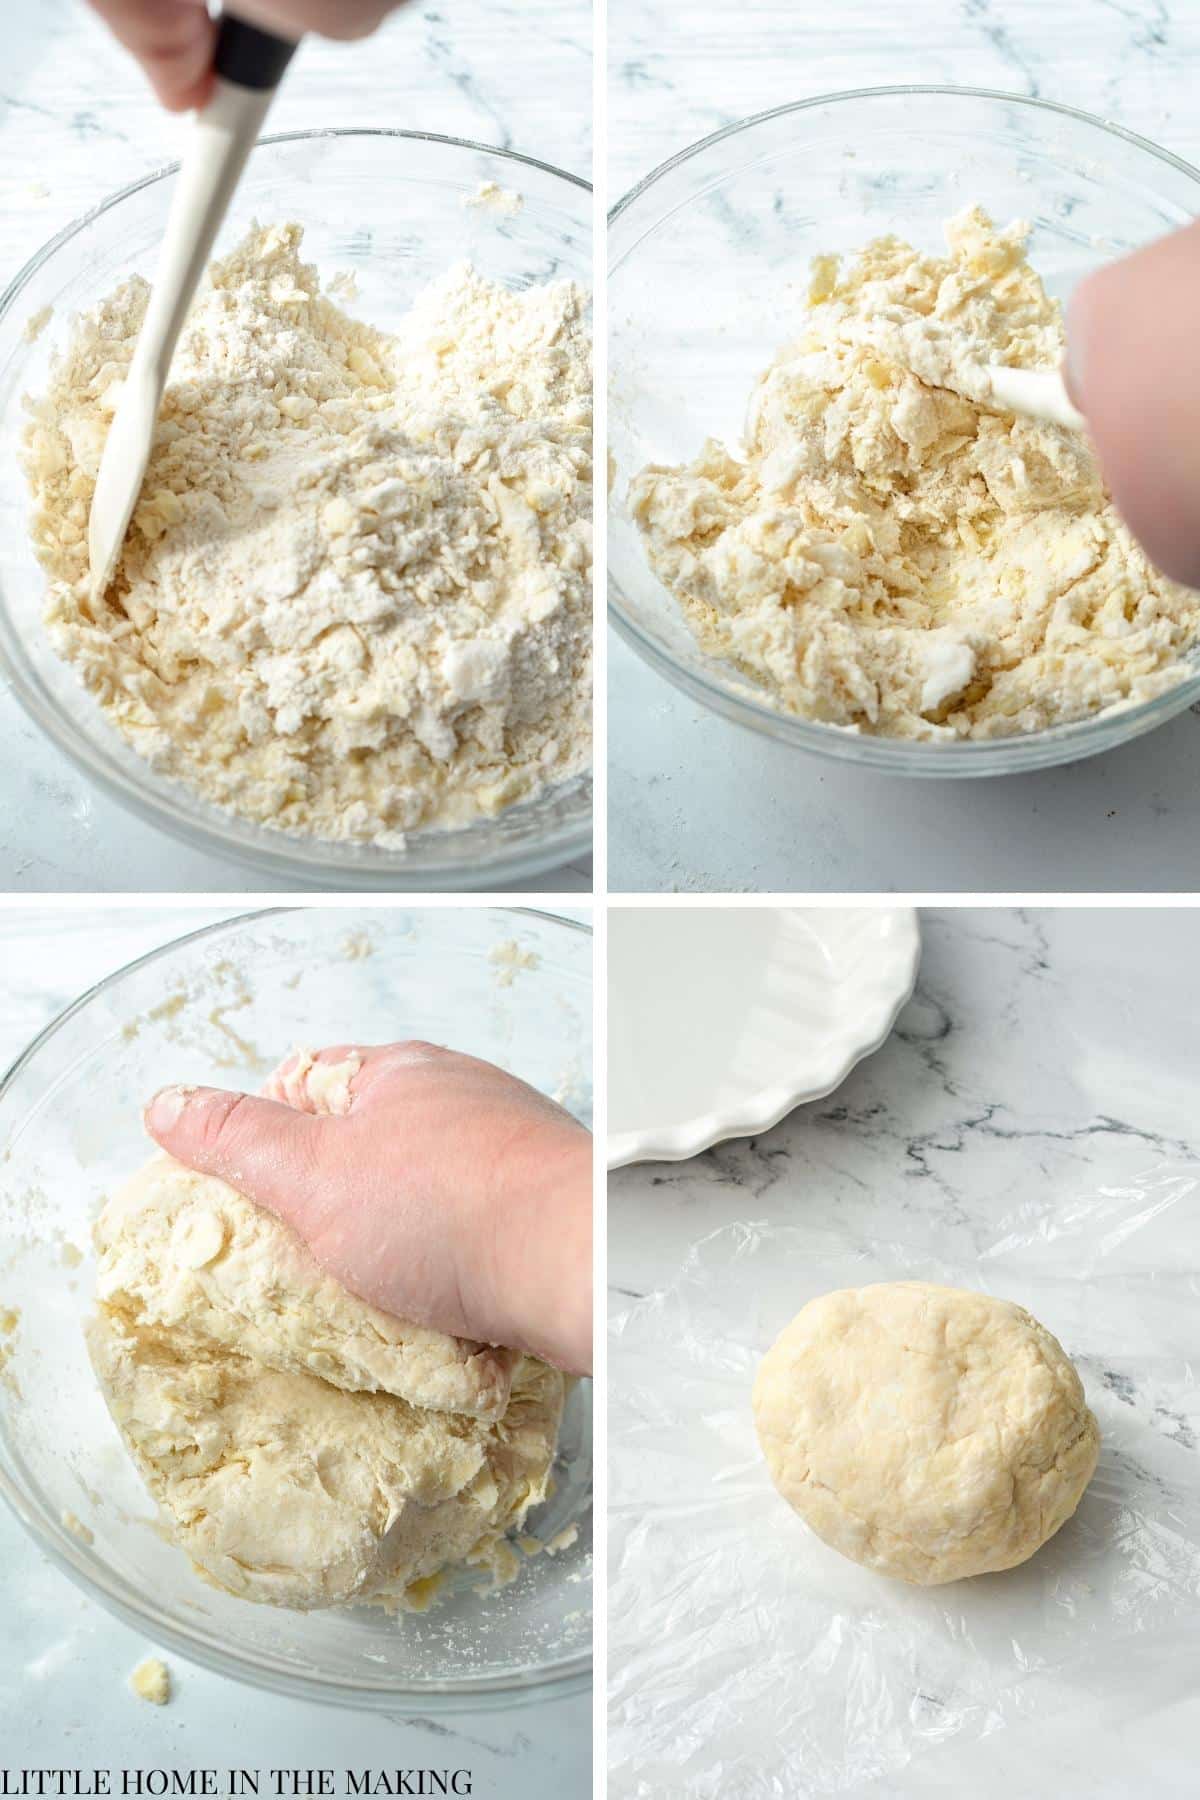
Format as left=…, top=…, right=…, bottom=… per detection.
left=631, top=207, right=1199, bottom=740
left=23, top=223, right=592, bottom=844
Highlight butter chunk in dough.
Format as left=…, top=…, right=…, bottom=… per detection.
left=752, top=1281, right=1099, bottom=1585
left=87, top=1307, right=562, bottom=1610
left=95, top=1154, right=517, bottom=1422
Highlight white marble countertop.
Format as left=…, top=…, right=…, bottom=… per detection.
left=609, top=906, right=1200, bottom=1794
left=0, top=905, right=590, bottom=1788
left=608, top=0, right=1200, bottom=893
left=0, top=0, right=591, bottom=894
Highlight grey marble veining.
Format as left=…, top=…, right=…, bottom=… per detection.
left=611, top=907, right=1200, bottom=1292
left=0, top=0, right=592, bottom=894
left=609, top=905, right=1200, bottom=1794
left=3, top=0, right=591, bottom=278
left=608, top=0, right=1200, bottom=894
left=608, top=0, right=1200, bottom=198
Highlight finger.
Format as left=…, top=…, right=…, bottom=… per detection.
left=88, top=0, right=216, bottom=110
left=1066, top=220, right=1200, bottom=589
left=228, top=0, right=395, bottom=41
left=261, top=1045, right=371, bottom=1115
left=144, top=1083, right=331, bottom=1220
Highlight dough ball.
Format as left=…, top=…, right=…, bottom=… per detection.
left=752, top=1281, right=1099, bottom=1585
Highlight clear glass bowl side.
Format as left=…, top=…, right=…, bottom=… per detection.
left=0, top=906, right=592, bottom=1709
left=608, top=89, right=1200, bottom=776
left=0, top=132, right=593, bottom=882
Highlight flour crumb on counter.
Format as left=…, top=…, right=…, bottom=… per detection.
left=129, top=1657, right=171, bottom=1705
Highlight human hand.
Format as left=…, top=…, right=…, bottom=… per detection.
left=1066, top=219, right=1200, bottom=589
left=144, top=1042, right=593, bottom=1375
left=86, top=0, right=404, bottom=112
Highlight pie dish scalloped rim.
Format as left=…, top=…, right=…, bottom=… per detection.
left=607, top=906, right=921, bottom=1168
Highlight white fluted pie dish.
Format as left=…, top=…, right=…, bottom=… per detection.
left=607, top=906, right=920, bottom=1166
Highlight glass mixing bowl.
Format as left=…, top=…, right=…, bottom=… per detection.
left=0, top=906, right=592, bottom=1710
left=0, top=131, right=592, bottom=884
left=609, top=87, right=1200, bottom=777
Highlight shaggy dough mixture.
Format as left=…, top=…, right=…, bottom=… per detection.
left=24, top=223, right=592, bottom=843
left=95, top=1155, right=519, bottom=1421
left=752, top=1281, right=1100, bottom=1585
left=88, top=1152, right=563, bottom=1610
left=631, top=207, right=1200, bottom=738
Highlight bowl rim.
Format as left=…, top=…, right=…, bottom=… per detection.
left=0, top=128, right=593, bottom=888
left=2, top=124, right=592, bottom=322
left=0, top=903, right=593, bottom=1712
left=607, top=84, right=1200, bottom=776
left=609, top=81, right=1200, bottom=220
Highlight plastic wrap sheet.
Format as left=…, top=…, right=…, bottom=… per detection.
left=608, top=1163, right=1200, bottom=1797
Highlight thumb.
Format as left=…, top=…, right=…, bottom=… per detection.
left=144, top=1083, right=331, bottom=1225
left=1066, top=220, right=1200, bottom=589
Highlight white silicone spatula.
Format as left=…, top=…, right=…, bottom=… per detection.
left=87, top=12, right=298, bottom=602
left=985, top=363, right=1085, bottom=432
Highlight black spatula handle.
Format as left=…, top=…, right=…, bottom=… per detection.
left=214, top=12, right=298, bottom=90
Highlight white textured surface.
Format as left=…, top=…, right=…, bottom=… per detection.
left=608, top=0, right=1200, bottom=893
left=607, top=905, right=918, bottom=1164
left=609, top=906, right=1200, bottom=1794
left=0, top=906, right=589, bottom=1782
left=0, top=0, right=591, bottom=893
